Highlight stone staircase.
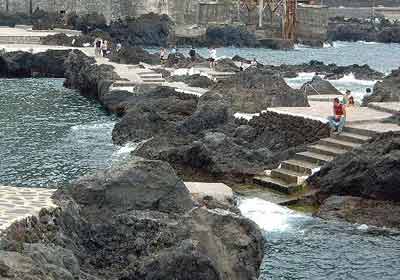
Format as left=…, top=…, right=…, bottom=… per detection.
left=210, top=72, right=235, bottom=82
left=254, top=126, right=374, bottom=194
left=127, top=65, right=166, bottom=85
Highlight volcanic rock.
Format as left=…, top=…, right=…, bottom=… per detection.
left=308, top=131, right=400, bottom=202
left=211, top=68, right=309, bottom=113
left=300, top=75, right=342, bottom=96
left=0, top=159, right=265, bottom=280
left=363, top=68, right=400, bottom=104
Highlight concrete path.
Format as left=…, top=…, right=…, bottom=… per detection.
left=0, top=186, right=56, bottom=231
left=268, top=101, right=395, bottom=124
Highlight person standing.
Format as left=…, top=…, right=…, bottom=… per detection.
left=189, top=46, right=196, bottom=62
left=328, top=97, right=347, bottom=134
left=102, top=40, right=108, bottom=57
left=160, top=47, right=168, bottom=64
left=94, top=39, right=102, bottom=57
left=208, top=47, right=217, bottom=69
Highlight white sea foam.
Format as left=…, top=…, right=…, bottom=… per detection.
left=238, top=197, right=309, bottom=232
left=70, top=122, right=115, bottom=131
left=112, top=142, right=139, bottom=162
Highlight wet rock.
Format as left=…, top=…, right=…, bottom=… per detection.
left=317, top=195, right=400, bottom=230
left=300, top=75, right=342, bottom=95
left=308, top=131, right=400, bottom=202
left=0, top=50, right=71, bottom=78
left=232, top=55, right=251, bottom=64
left=211, top=68, right=309, bottom=113
left=363, top=68, right=400, bottom=104
left=110, top=46, right=159, bottom=65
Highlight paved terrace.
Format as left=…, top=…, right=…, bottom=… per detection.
left=0, top=186, right=56, bottom=231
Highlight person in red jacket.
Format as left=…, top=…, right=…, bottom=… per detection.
left=328, top=97, right=346, bottom=134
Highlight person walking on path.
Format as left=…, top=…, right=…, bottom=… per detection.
left=189, top=47, right=196, bottom=62
left=328, top=97, right=346, bottom=134
left=208, top=47, right=217, bottom=69
left=342, top=89, right=355, bottom=107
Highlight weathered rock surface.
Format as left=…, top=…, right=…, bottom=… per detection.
left=300, top=75, right=342, bottom=95
left=317, top=195, right=400, bottom=229
left=363, top=68, right=400, bottom=104
left=110, top=46, right=160, bottom=65
left=41, top=33, right=93, bottom=47
left=0, top=159, right=265, bottom=280
left=264, top=60, right=384, bottom=80
left=328, top=17, right=400, bottom=43
left=308, top=131, right=400, bottom=202
left=0, top=50, right=71, bottom=78
left=112, top=87, right=199, bottom=145
left=211, top=68, right=309, bottom=113
left=168, top=74, right=214, bottom=88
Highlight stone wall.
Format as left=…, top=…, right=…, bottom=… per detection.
left=318, top=0, right=400, bottom=7
left=297, top=5, right=329, bottom=41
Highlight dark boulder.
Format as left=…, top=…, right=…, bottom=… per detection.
left=363, top=68, right=400, bottom=104
left=169, top=74, right=214, bottom=88
left=69, top=159, right=194, bottom=214
left=110, top=46, right=159, bottom=65
left=205, top=26, right=258, bottom=47
left=112, top=87, right=199, bottom=145
left=0, top=50, right=70, bottom=78
left=300, top=75, right=342, bottom=96
left=214, top=58, right=239, bottom=73
left=0, top=158, right=264, bottom=280
left=317, top=195, right=400, bottom=229
left=308, top=131, right=400, bottom=202
left=40, top=33, right=93, bottom=47
left=211, top=68, right=309, bottom=113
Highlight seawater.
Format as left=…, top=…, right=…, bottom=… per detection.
left=157, top=41, right=400, bottom=74
left=239, top=198, right=400, bottom=280
left=0, top=78, right=135, bottom=188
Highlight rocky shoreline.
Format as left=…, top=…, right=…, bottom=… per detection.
left=0, top=45, right=399, bottom=278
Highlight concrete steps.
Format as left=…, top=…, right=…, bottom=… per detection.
left=210, top=72, right=235, bottom=81
left=254, top=126, right=372, bottom=194
left=0, top=36, right=41, bottom=44
left=137, top=71, right=165, bottom=85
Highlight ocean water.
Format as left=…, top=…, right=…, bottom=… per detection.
left=239, top=198, right=400, bottom=280
left=0, top=78, right=136, bottom=188
left=161, top=41, right=400, bottom=74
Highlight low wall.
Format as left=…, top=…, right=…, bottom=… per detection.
left=328, top=6, right=400, bottom=20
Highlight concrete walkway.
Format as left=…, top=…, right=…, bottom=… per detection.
left=0, top=186, right=56, bottom=231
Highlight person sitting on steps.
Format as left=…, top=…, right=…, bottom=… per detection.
left=328, top=97, right=346, bottom=135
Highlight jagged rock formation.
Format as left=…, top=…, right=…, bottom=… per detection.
left=308, top=131, right=400, bottom=229
left=211, top=68, right=309, bottom=113
left=0, top=159, right=265, bottom=279
left=300, top=75, right=342, bottom=96
left=363, top=68, right=400, bottom=104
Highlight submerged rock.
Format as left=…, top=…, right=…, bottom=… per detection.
left=317, top=195, right=400, bottom=229
left=0, top=159, right=265, bottom=280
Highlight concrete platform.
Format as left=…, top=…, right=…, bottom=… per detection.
left=0, top=186, right=56, bottom=231
left=368, top=102, right=400, bottom=114
left=185, top=182, right=233, bottom=204
left=268, top=101, right=394, bottom=124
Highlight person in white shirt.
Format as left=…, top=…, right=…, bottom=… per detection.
left=208, top=47, right=217, bottom=69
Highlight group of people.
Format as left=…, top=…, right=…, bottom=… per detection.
left=328, top=89, right=363, bottom=134
left=94, top=39, right=121, bottom=57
